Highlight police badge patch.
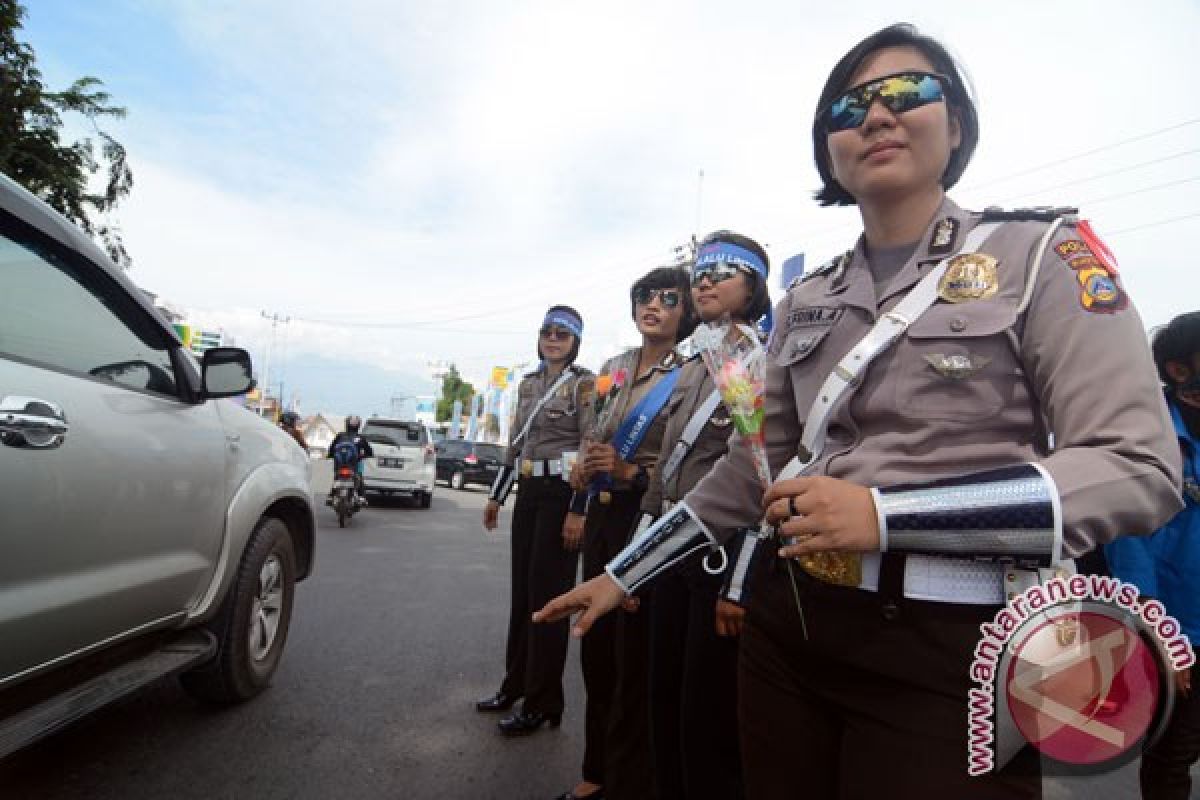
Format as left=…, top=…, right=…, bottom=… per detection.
left=938, top=253, right=999, bottom=303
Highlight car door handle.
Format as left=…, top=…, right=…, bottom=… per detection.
left=0, top=396, right=68, bottom=449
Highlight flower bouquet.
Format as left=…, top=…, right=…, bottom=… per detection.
left=585, top=355, right=632, bottom=503
left=696, top=318, right=861, bottom=616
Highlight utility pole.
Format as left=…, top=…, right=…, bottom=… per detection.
left=259, top=310, right=290, bottom=417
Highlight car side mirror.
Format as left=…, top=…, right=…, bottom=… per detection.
left=201, top=347, right=255, bottom=398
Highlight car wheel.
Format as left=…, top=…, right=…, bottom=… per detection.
left=450, top=471, right=465, bottom=490
left=180, top=517, right=296, bottom=704
left=419, top=491, right=432, bottom=509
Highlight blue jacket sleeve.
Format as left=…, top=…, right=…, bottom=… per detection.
left=1104, top=534, right=1160, bottom=599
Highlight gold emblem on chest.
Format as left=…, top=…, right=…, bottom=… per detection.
left=938, top=253, right=999, bottom=303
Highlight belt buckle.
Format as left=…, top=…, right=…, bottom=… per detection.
left=798, top=553, right=862, bottom=588
left=520, top=460, right=533, bottom=477
left=597, top=491, right=612, bottom=505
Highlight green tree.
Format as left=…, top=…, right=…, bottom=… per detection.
left=436, top=365, right=475, bottom=423
left=0, top=0, right=133, bottom=266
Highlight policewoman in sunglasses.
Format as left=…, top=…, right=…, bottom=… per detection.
left=557, top=267, right=695, bottom=800
left=477, top=305, right=596, bottom=737
left=537, top=22, right=1181, bottom=799
left=642, top=230, right=772, bottom=800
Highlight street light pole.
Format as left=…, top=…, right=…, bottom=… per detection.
left=260, top=310, right=290, bottom=417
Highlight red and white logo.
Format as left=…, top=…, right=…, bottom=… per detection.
left=1005, top=608, right=1161, bottom=766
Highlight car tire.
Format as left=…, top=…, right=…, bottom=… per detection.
left=419, top=491, right=432, bottom=509
left=450, top=471, right=465, bottom=490
left=180, top=517, right=296, bottom=704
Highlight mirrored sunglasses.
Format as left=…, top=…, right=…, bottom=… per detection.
left=539, top=326, right=574, bottom=341
left=691, top=262, right=748, bottom=288
left=633, top=287, right=682, bottom=308
left=825, top=71, right=947, bottom=133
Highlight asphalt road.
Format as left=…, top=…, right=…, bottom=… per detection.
left=0, top=462, right=1181, bottom=799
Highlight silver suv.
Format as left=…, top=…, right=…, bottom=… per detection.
left=0, top=174, right=316, bottom=757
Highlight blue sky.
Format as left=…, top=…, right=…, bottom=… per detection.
left=20, top=1, right=1200, bottom=415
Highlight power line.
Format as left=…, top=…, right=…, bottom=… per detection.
left=1076, top=176, right=1200, bottom=208
left=996, top=149, right=1200, bottom=205
left=961, top=117, right=1200, bottom=192
left=771, top=119, right=1200, bottom=257
left=1107, top=211, right=1200, bottom=237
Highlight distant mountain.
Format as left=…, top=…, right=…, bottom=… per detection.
left=263, top=352, right=436, bottom=418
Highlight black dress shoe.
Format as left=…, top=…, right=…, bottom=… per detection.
left=497, top=709, right=561, bottom=736
left=475, top=691, right=520, bottom=712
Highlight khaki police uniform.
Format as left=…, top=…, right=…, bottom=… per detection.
left=495, top=364, right=595, bottom=720
left=681, top=197, right=1182, bottom=799
left=644, top=356, right=745, bottom=800
left=580, top=347, right=682, bottom=795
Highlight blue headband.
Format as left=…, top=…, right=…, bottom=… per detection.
left=543, top=310, right=583, bottom=338
left=695, top=242, right=768, bottom=278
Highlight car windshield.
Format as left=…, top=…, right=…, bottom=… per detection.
left=476, top=445, right=504, bottom=460
left=362, top=422, right=425, bottom=447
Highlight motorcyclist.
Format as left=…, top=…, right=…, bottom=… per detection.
left=279, top=411, right=308, bottom=451
left=326, top=415, right=374, bottom=507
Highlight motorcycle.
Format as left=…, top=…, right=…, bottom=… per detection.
left=330, top=464, right=363, bottom=527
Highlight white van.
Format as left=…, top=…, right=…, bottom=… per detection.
left=359, top=418, right=436, bottom=508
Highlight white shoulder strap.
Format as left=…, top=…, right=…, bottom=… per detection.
left=777, top=221, right=1003, bottom=481
left=659, top=387, right=723, bottom=484
left=510, top=368, right=574, bottom=449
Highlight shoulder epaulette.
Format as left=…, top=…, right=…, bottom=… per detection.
left=980, top=206, right=1078, bottom=223
left=788, top=250, right=851, bottom=289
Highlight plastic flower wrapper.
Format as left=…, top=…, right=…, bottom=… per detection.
left=694, top=320, right=770, bottom=488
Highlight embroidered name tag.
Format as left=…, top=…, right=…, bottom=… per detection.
left=784, top=306, right=842, bottom=329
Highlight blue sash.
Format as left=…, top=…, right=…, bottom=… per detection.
left=612, top=367, right=681, bottom=460
left=590, top=366, right=681, bottom=497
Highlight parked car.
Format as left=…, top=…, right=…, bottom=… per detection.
left=0, top=174, right=316, bottom=758
left=359, top=417, right=436, bottom=508
left=436, top=440, right=506, bottom=490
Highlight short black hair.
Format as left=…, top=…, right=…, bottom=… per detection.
left=537, top=304, right=582, bottom=364
left=811, top=22, right=980, bottom=207
left=630, top=266, right=697, bottom=343
left=1152, top=311, right=1200, bottom=384
left=696, top=230, right=772, bottom=322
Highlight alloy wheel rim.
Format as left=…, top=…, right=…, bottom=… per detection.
left=249, top=554, right=284, bottom=661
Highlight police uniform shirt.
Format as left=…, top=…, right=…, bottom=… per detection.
left=684, top=196, right=1181, bottom=557
left=640, top=357, right=733, bottom=515
left=504, top=365, right=596, bottom=467
left=595, top=347, right=685, bottom=491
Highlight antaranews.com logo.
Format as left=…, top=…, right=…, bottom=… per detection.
left=968, top=573, right=1194, bottom=776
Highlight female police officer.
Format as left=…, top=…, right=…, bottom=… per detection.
left=536, top=23, right=1181, bottom=799
left=643, top=230, right=772, bottom=800
left=478, top=305, right=594, bottom=736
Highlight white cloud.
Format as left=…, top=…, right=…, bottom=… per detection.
left=90, top=0, right=1200, bottom=406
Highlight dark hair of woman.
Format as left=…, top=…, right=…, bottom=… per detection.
left=696, top=229, right=772, bottom=322
left=537, top=304, right=583, bottom=364
left=629, top=266, right=698, bottom=343
left=811, top=22, right=980, bottom=207
left=1152, top=311, right=1200, bottom=384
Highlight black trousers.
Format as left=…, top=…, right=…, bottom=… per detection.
left=1141, top=661, right=1200, bottom=799
left=498, top=476, right=578, bottom=716
left=579, top=488, right=646, bottom=788
left=649, top=556, right=742, bottom=800
left=738, top=561, right=1042, bottom=800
